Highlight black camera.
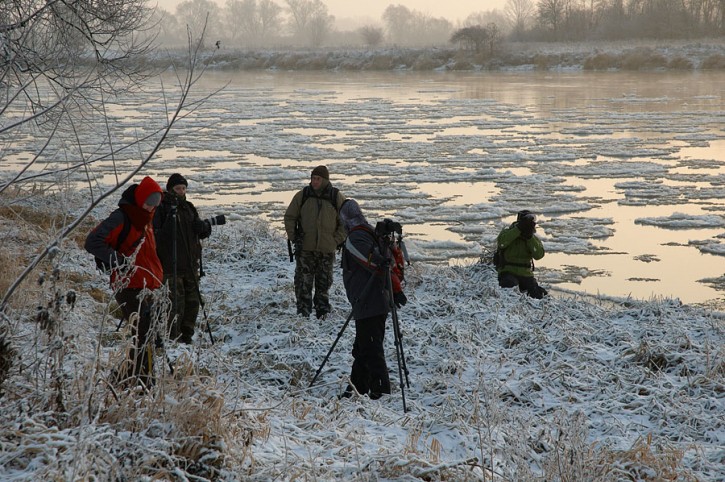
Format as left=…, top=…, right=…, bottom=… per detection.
left=375, top=218, right=402, bottom=236
left=207, top=214, right=226, bottom=226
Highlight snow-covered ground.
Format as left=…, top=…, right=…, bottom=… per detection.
left=0, top=211, right=722, bottom=480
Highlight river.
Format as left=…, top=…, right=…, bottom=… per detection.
left=12, top=69, right=725, bottom=308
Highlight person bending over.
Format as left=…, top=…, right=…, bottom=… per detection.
left=338, top=199, right=407, bottom=400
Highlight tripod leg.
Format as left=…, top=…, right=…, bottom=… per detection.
left=390, top=303, right=411, bottom=388
left=309, top=269, right=378, bottom=389
left=309, top=310, right=354, bottom=388
left=387, top=269, right=409, bottom=412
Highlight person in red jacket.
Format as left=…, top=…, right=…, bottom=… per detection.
left=85, top=176, right=164, bottom=387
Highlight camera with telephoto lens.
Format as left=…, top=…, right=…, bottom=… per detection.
left=375, top=218, right=402, bottom=236
left=206, top=214, right=226, bottom=226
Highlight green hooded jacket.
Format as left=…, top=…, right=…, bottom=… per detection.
left=496, top=222, right=545, bottom=277
left=284, top=179, right=346, bottom=254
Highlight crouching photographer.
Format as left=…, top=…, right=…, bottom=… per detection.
left=337, top=200, right=408, bottom=401
left=153, top=173, right=226, bottom=344
left=496, top=209, right=547, bottom=299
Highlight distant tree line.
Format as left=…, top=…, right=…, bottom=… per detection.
left=152, top=0, right=725, bottom=50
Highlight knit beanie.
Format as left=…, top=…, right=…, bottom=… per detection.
left=166, top=173, right=188, bottom=192
left=311, top=165, right=329, bottom=180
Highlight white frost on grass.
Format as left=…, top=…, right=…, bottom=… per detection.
left=1, top=210, right=724, bottom=481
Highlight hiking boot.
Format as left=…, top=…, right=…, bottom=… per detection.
left=297, top=308, right=311, bottom=317
left=315, top=310, right=328, bottom=320
left=178, top=335, right=193, bottom=344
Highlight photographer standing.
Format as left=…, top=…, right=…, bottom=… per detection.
left=284, top=165, right=346, bottom=319
left=153, top=173, right=225, bottom=344
left=338, top=200, right=407, bottom=400
left=496, top=209, right=547, bottom=299
left=84, top=176, right=164, bottom=387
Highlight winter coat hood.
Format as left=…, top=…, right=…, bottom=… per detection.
left=119, top=177, right=163, bottom=229
left=339, top=199, right=372, bottom=233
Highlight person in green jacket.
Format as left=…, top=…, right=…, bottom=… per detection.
left=284, top=166, right=347, bottom=319
left=496, top=210, right=547, bottom=299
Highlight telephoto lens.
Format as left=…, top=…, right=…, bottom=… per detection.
left=207, top=214, right=226, bottom=226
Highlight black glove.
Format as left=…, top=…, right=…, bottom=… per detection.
left=192, top=218, right=205, bottom=234
left=518, top=217, right=536, bottom=239
left=393, top=291, right=407, bottom=308
left=210, top=214, right=226, bottom=226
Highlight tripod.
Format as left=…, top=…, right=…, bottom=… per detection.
left=381, top=234, right=410, bottom=411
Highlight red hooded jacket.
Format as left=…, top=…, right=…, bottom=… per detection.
left=85, top=176, right=164, bottom=290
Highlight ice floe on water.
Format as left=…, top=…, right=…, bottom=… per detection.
left=636, top=212, right=725, bottom=229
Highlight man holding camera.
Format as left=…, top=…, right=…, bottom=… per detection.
left=153, top=173, right=225, bottom=344
left=284, top=165, right=347, bottom=319
left=496, top=209, right=547, bottom=299
left=338, top=200, right=407, bottom=400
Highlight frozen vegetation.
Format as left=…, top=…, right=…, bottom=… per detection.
left=151, top=40, right=725, bottom=72
left=0, top=197, right=723, bottom=480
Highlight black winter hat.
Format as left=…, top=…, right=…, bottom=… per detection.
left=311, top=165, right=329, bottom=180
left=166, top=173, right=188, bottom=192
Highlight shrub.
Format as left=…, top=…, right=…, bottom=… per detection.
left=621, top=48, right=668, bottom=70
left=364, top=54, right=395, bottom=70
left=583, top=53, right=620, bottom=70
left=701, top=54, right=725, bottom=69
left=668, top=56, right=693, bottom=70
left=412, top=54, right=440, bottom=70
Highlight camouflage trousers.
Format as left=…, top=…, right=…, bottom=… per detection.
left=294, top=250, right=335, bottom=317
left=164, top=273, right=201, bottom=343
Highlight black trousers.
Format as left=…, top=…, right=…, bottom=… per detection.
left=115, top=288, right=155, bottom=385
left=350, top=314, right=391, bottom=398
left=498, top=272, right=547, bottom=299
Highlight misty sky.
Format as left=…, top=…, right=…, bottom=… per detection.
left=154, top=0, right=508, bottom=23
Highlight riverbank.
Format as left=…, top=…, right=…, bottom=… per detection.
left=0, top=195, right=722, bottom=480
left=151, top=39, right=725, bottom=72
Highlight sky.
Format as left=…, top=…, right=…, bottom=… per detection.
left=153, top=0, right=509, bottom=24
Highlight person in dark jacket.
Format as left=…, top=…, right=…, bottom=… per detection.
left=85, top=176, right=164, bottom=387
left=338, top=199, right=406, bottom=400
left=284, top=165, right=346, bottom=319
left=153, top=173, right=224, bottom=344
left=496, top=209, right=547, bottom=299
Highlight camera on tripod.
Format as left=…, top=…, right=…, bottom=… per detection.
left=375, top=218, right=402, bottom=237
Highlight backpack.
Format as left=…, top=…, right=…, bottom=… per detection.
left=301, top=185, right=340, bottom=211
left=94, top=211, right=143, bottom=273
left=492, top=246, right=505, bottom=270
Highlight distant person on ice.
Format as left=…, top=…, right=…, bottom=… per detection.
left=496, top=210, right=547, bottom=299
left=84, top=176, right=164, bottom=387
left=153, top=173, right=225, bottom=344
left=284, top=165, right=346, bottom=319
